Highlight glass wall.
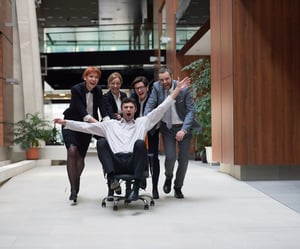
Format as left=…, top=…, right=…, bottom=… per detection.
left=41, top=25, right=198, bottom=53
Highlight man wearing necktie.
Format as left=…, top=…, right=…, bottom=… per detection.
left=144, top=67, right=200, bottom=199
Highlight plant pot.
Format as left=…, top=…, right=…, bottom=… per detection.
left=200, top=149, right=207, bottom=163
left=26, top=147, right=39, bottom=160
left=194, top=150, right=202, bottom=161
left=205, top=146, right=212, bottom=163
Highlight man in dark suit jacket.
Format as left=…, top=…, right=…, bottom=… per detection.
left=144, top=67, right=200, bottom=199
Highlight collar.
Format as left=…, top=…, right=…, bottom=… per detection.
left=120, top=117, right=136, bottom=124
left=112, top=92, right=120, bottom=99
left=85, top=86, right=97, bottom=94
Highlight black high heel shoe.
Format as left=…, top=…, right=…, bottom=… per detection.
left=69, top=192, right=77, bottom=204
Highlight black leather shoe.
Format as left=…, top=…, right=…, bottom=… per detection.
left=174, top=188, right=184, bottom=199
left=152, top=188, right=159, bottom=199
left=127, top=190, right=139, bottom=201
left=107, top=188, right=114, bottom=201
left=69, top=192, right=77, bottom=202
left=140, top=179, right=147, bottom=190
left=163, top=178, right=172, bottom=194
left=125, top=183, right=132, bottom=198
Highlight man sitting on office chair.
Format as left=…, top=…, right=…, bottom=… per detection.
left=54, top=76, right=191, bottom=201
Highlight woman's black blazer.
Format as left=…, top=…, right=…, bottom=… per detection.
left=63, top=82, right=108, bottom=121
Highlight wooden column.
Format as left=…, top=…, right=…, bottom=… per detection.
left=211, top=0, right=300, bottom=179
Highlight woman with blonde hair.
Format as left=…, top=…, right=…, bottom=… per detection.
left=104, top=72, right=127, bottom=120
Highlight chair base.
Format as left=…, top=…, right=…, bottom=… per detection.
left=101, top=193, right=155, bottom=211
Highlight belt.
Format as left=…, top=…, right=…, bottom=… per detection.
left=161, top=122, right=183, bottom=128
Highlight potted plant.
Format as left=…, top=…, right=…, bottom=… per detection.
left=182, top=58, right=211, bottom=162
left=46, top=123, right=63, bottom=145
left=13, top=113, right=53, bottom=159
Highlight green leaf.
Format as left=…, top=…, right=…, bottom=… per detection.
left=182, top=58, right=211, bottom=150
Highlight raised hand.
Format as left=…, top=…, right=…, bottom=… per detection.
left=177, top=77, right=191, bottom=89
left=170, top=77, right=191, bottom=100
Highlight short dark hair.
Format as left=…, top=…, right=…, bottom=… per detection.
left=121, top=97, right=137, bottom=109
left=158, top=67, right=173, bottom=76
left=131, top=76, right=149, bottom=89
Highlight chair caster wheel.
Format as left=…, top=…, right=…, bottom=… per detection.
left=150, top=200, right=155, bottom=206
left=113, top=205, right=118, bottom=211
left=144, top=204, right=149, bottom=210
left=101, top=202, right=106, bottom=208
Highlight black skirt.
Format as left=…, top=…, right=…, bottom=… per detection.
left=62, top=127, right=91, bottom=158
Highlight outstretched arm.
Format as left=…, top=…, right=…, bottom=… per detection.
left=53, top=118, right=66, bottom=126
left=53, top=118, right=106, bottom=138
left=170, top=77, right=191, bottom=99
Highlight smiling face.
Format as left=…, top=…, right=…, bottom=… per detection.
left=84, top=72, right=100, bottom=91
left=158, top=71, right=173, bottom=90
left=107, top=72, right=123, bottom=96
left=134, top=81, right=148, bottom=101
left=121, top=101, right=137, bottom=122
left=82, top=67, right=101, bottom=92
left=108, top=78, right=122, bottom=95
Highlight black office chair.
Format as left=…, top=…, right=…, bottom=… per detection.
left=101, top=154, right=155, bottom=211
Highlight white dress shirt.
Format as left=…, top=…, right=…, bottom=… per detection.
left=64, top=95, right=175, bottom=153
left=83, top=91, right=94, bottom=122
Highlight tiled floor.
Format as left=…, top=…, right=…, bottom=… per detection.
left=246, top=180, right=300, bottom=213
left=1, top=154, right=300, bottom=249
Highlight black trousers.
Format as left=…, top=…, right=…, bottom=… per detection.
left=96, top=138, right=148, bottom=180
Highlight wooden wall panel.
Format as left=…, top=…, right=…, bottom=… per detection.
left=211, top=0, right=234, bottom=164
left=210, top=0, right=223, bottom=162
left=165, top=0, right=177, bottom=73
left=212, top=0, right=300, bottom=166
left=0, top=35, right=3, bottom=145
left=234, top=0, right=300, bottom=165
left=220, top=0, right=233, bottom=79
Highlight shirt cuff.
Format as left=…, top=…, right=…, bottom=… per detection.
left=102, top=116, right=110, bottom=121
left=83, top=114, right=92, bottom=122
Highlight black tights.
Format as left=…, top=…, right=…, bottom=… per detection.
left=66, top=145, right=85, bottom=194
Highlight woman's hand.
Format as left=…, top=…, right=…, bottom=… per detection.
left=53, top=118, right=66, bottom=126
left=114, top=113, right=122, bottom=120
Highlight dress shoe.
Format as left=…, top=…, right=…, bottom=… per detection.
left=127, top=190, right=139, bottom=201
left=174, top=188, right=184, bottom=199
left=152, top=188, right=159, bottom=199
left=107, top=188, right=114, bottom=201
left=125, top=183, right=132, bottom=198
left=163, top=178, right=172, bottom=194
left=69, top=192, right=77, bottom=202
left=140, top=179, right=147, bottom=190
